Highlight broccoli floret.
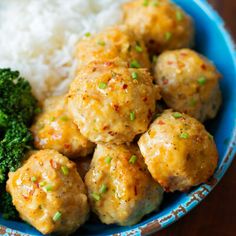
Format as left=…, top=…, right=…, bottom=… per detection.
left=0, top=68, right=37, bottom=125
left=0, top=120, right=33, bottom=183
left=0, top=191, right=19, bottom=220
left=0, top=68, right=37, bottom=220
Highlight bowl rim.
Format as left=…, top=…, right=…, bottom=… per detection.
left=0, top=0, right=236, bottom=235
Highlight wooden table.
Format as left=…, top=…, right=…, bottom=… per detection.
left=156, top=1, right=236, bottom=236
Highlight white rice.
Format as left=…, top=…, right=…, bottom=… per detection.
left=0, top=0, right=128, bottom=100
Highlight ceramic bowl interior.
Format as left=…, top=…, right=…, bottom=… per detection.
left=0, top=0, right=236, bottom=235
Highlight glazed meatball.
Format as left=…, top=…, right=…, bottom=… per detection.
left=6, top=150, right=89, bottom=235
left=67, top=61, right=161, bottom=144
left=31, top=96, right=95, bottom=159
left=122, top=0, right=194, bottom=53
left=154, top=49, right=222, bottom=122
left=85, top=144, right=163, bottom=226
left=75, top=25, right=151, bottom=69
left=138, top=110, right=218, bottom=192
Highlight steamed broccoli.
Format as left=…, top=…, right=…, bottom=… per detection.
left=0, top=68, right=37, bottom=219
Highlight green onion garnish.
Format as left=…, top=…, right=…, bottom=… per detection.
left=143, top=0, right=149, bottom=6
left=31, top=176, right=37, bottom=182
left=198, top=76, right=207, bottom=85
left=39, top=181, right=46, bottom=187
left=129, top=155, right=138, bottom=164
left=130, top=60, right=141, bottom=68
left=44, top=185, right=53, bottom=192
left=176, top=11, right=184, bottom=21
left=179, top=133, right=189, bottom=139
left=97, top=41, right=106, bottom=46
left=165, top=32, right=172, bottom=41
left=99, top=184, right=107, bottom=194
left=130, top=111, right=136, bottom=121
left=34, top=108, right=41, bottom=114
left=189, top=98, right=197, bottom=107
left=60, top=116, right=69, bottom=122
left=85, top=32, right=91, bottom=37
left=152, top=55, right=158, bottom=64
left=172, top=112, right=182, bottom=119
left=152, top=0, right=159, bottom=6
left=135, top=43, right=143, bottom=53
left=92, top=193, right=101, bottom=201
left=53, top=211, right=62, bottom=222
left=99, top=82, right=107, bottom=89
left=105, top=156, right=112, bottom=164
left=131, top=72, right=138, bottom=80
left=61, top=166, right=69, bottom=176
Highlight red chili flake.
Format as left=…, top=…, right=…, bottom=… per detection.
left=180, top=52, right=187, bottom=56
left=22, top=195, right=29, bottom=200
left=163, top=79, right=169, bottom=85
left=143, top=97, right=148, bottom=102
left=50, top=159, right=58, bottom=169
left=201, top=64, right=207, bottom=70
left=123, top=84, right=128, bottom=89
left=102, top=126, right=109, bottom=130
left=114, top=104, right=119, bottom=112
left=157, top=120, right=165, bottom=125
left=108, top=131, right=117, bottom=136
left=104, top=61, right=113, bottom=67
left=167, top=61, right=174, bottom=65
left=64, top=143, right=71, bottom=149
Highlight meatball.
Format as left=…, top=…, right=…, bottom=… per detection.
left=122, top=0, right=194, bottom=53
left=138, top=110, right=218, bottom=192
left=31, top=96, right=95, bottom=159
left=75, top=25, right=151, bottom=69
left=85, top=144, right=163, bottom=226
left=6, top=150, right=89, bottom=235
left=67, top=61, right=161, bottom=144
left=154, top=49, right=222, bottom=122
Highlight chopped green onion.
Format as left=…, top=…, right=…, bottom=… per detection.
left=44, top=185, right=53, bottom=192
left=99, top=184, right=107, bottom=194
left=92, top=193, right=101, bottom=201
left=172, top=112, right=182, bottom=119
left=130, top=60, right=141, bottom=68
left=99, top=82, right=107, bottom=89
left=85, top=32, right=91, bottom=37
left=198, top=76, right=207, bottom=85
left=61, top=166, right=69, bottom=176
left=152, top=55, right=158, bottom=64
left=152, top=0, right=159, bottom=6
left=60, top=116, right=69, bottom=122
left=189, top=98, right=197, bottom=107
left=97, top=41, right=106, bottom=46
left=179, top=133, right=189, bottom=139
left=130, top=111, right=136, bottom=121
left=208, top=133, right=214, bottom=140
left=131, top=72, right=138, bottom=80
left=165, top=32, right=172, bottom=41
left=176, top=11, right=184, bottom=21
left=34, top=108, right=41, bottom=114
left=143, top=0, right=149, bottom=6
left=39, top=181, right=46, bottom=187
left=135, top=43, right=143, bottom=53
left=31, top=176, right=37, bottom=182
left=50, top=117, right=56, bottom=122
left=53, top=211, right=62, bottom=222
left=105, top=156, right=112, bottom=164
left=129, top=155, right=138, bottom=164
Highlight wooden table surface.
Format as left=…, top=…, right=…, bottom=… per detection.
left=156, top=1, right=236, bottom=236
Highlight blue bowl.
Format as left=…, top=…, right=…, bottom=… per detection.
left=1, top=0, right=236, bottom=235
